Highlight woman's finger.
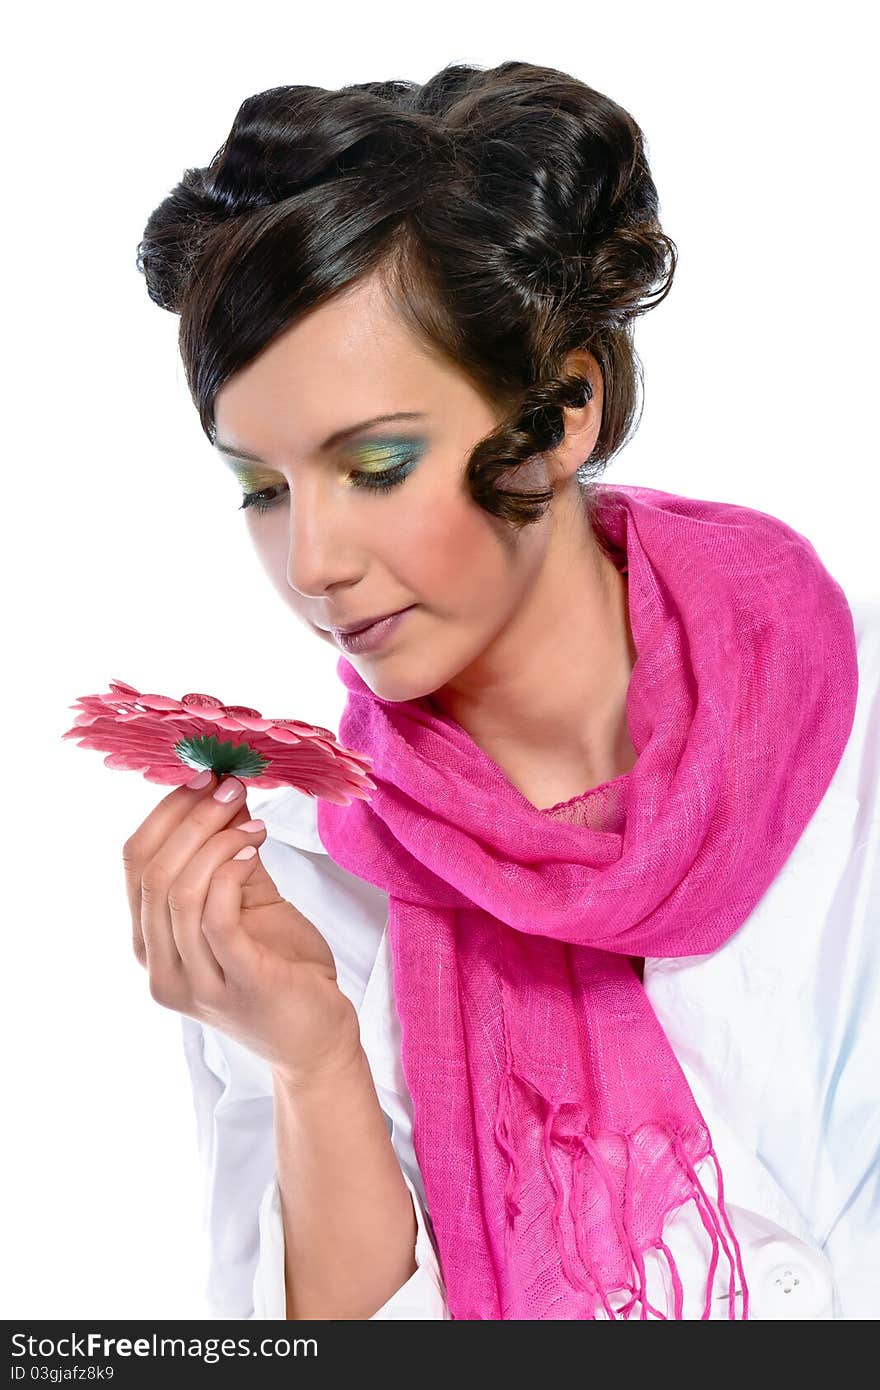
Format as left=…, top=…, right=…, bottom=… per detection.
left=136, top=777, right=252, bottom=985
left=167, top=821, right=268, bottom=996
left=199, top=841, right=267, bottom=988
left=122, top=772, right=219, bottom=964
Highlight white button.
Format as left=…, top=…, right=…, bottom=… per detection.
left=747, top=1236, right=835, bottom=1319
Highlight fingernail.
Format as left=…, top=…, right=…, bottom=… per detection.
left=185, top=770, right=213, bottom=789
left=233, top=845, right=257, bottom=860
left=238, top=819, right=265, bottom=833
left=213, top=777, right=244, bottom=803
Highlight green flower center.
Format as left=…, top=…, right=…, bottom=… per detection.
left=174, top=733, right=270, bottom=779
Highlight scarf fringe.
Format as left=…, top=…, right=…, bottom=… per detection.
left=496, top=1068, right=750, bottom=1319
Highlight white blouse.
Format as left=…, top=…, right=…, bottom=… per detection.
left=180, top=596, right=880, bottom=1320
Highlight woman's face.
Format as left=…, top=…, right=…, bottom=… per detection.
left=212, top=272, right=600, bottom=705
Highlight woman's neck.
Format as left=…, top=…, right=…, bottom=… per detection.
left=431, top=496, right=639, bottom=810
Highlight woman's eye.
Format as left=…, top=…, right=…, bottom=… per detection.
left=238, top=484, right=288, bottom=515
left=238, top=452, right=419, bottom=514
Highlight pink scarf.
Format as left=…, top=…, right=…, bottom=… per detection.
left=316, top=483, right=858, bottom=1319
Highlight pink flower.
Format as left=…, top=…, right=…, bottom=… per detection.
left=61, top=677, right=377, bottom=806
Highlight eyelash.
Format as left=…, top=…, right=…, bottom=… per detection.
left=238, top=458, right=414, bottom=514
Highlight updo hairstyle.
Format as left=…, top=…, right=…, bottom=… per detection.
left=137, top=60, right=676, bottom=533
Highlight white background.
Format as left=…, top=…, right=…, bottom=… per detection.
left=3, top=0, right=877, bottom=1320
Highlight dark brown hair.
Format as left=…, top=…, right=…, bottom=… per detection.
left=136, top=60, right=676, bottom=532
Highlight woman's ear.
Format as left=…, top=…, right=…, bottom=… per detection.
left=545, top=348, right=604, bottom=484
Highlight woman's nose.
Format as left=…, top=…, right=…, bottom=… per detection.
left=284, top=483, right=362, bottom=596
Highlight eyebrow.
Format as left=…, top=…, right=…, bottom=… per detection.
left=214, top=412, right=428, bottom=463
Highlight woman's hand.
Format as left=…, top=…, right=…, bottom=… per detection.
left=122, top=772, right=363, bottom=1088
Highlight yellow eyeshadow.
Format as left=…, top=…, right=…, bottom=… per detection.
left=352, top=443, right=404, bottom=473
left=230, top=464, right=278, bottom=491
left=227, top=437, right=425, bottom=494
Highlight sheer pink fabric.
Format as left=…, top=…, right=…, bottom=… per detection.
left=317, top=484, right=858, bottom=1319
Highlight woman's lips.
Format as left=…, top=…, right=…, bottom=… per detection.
left=332, top=605, right=416, bottom=653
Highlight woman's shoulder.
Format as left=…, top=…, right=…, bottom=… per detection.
left=833, top=592, right=880, bottom=812
left=849, top=592, right=880, bottom=687
left=642, top=595, right=880, bottom=1246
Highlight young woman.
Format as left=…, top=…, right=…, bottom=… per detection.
left=126, top=60, right=878, bottom=1319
